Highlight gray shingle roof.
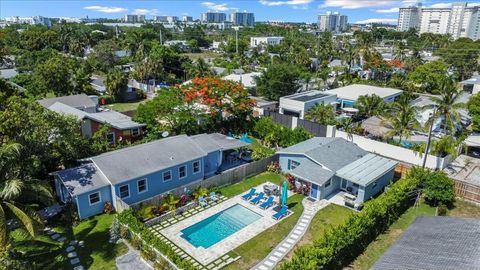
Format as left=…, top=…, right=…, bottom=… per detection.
left=87, top=111, right=146, bottom=130
left=38, top=94, right=96, bottom=109
left=336, top=153, right=398, bottom=186
left=48, top=102, right=89, bottom=119
left=54, top=163, right=110, bottom=196
left=289, top=159, right=335, bottom=186
left=90, top=135, right=208, bottom=184
left=190, top=133, right=249, bottom=153
left=278, top=137, right=367, bottom=171
left=371, top=216, right=480, bottom=270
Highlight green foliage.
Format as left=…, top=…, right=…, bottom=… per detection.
left=407, top=61, right=448, bottom=93
left=140, top=245, right=157, bottom=262
left=253, top=117, right=312, bottom=148
left=105, top=69, right=128, bottom=101
left=86, top=39, right=118, bottom=72
left=162, top=194, right=180, bottom=213
left=255, top=62, right=303, bottom=100
left=117, top=209, right=196, bottom=270
left=304, top=103, right=336, bottom=125
left=356, top=94, right=386, bottom=118
left=467, top=93, right=480, bottom=132
left=250, top=140, right=275, bottom=161
left=192, top=187, right=208, bottom=199
left=421, top=170, right=455, bottom=207
left=136, top=204, right=156, bottom=221
left=430, top=77, right=465, bottom=134
left=280, top=170, right=424, bottom=270
left=385, top=94, right=420, bottom=143
left=435, top=38, right=480, bottom=80
left=437, top=203, right=448, bottom=216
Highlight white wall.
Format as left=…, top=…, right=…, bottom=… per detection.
left=335, top=131, right=452, bottom=170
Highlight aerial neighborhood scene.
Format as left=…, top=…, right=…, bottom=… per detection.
left=2, top=0, right=480, bottom=269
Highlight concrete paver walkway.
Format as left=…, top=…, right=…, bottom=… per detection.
left=116, top=248, right=154, bottom=270
left=251, top=198, right=330, bottom=270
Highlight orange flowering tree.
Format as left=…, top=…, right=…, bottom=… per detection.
left=177, top=77, right=256, bottom=130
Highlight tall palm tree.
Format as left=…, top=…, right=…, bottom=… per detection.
left=0, top=143, right=53, bottom=249
left=356, top=94, right=386, bottom=118
left=430, top=77, right=465, bottom=135
left=304, top=103, right=336, bottom=125
left=385, top=94, right=420, bottom=143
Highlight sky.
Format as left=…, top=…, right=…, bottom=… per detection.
left=1, top=0, right=480, bottom=24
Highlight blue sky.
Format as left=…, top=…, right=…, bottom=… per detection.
left=1, top=0, right=479, bottom=24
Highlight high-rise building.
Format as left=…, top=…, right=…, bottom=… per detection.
left=201, top=12, right=226, bottom=23
left=398, top=3, right=421, bottom=31
left=4, top=16, right=51, bottom=26
left=124, top=14, right=145, bottom=23
left=182, top=16, right=193, bottom=22
left=397, top=2, right=480, bottom=40
left=230, top=11, right=255, bottom=27
left=318, top=12, right=348, bottom=33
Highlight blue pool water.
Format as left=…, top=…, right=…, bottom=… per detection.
left=181, top=204, right=262, bottom=248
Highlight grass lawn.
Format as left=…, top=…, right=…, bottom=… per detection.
left=105, top=101, right=144, bottom=113
left=223, top=194, right=305, bottom=270
left=12, top=213, right=127, bottom=270
left=218, top=172, right=282, bottom=198
left=352, top=198, right=480, bottom=270
left=181, top=52, right=221, bottom=61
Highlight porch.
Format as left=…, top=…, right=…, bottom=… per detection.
left=218, top=149, right=252, bottom=172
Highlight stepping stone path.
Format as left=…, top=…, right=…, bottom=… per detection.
left=51, top=233, right=61, bottom=240
left=47, top=228, right=85, bottom=269
left=73, top=266, right=84, bottom=270
left=66, top=246, right=75, bottom=253
left=70, top=258, right=80, bottom=265
left=58, top=237, right=67, bottom=242
left=251, top=199, right=330, bottom=270
left=67, top=252, right=78, bottom=258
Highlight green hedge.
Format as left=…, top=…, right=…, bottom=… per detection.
left=117, top=209, right=196, bottom=270
left=280, top=176, right=421, bottom=270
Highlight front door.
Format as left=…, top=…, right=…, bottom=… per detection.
left=310, top=184, right=319, bottom=200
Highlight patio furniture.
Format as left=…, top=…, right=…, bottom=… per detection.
left=199, top=197, right=208, bottom=207
left=241, top=188, right=256, bottom=200
left=250, top=192, right=265, bottom=205
left=263, top=184, right=279, bottom=196
left=209, top=192, right=219, bottom=201
left=273, top=206, right=288, bottom=220
left=260, top=196, right=274, bottom=209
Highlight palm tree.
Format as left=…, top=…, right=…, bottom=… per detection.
left=385, top=94, right=420, bottom=143
left=161, top=193, right=180, bottom=214
left=339, top=117, right=355, bottom=142
left=192, top=187, right=208, bottom=199
left=356, top=94, right=386, bottom=118
left=105, top=69, right=128, bottom=100
left=0, top=143, right=53, bottom=249
left=304, top=103, right=336, bottom=125
left=430, top=77, right=465, bottom=135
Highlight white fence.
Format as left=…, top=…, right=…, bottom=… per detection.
left=335, top=131, right=453, bottom=170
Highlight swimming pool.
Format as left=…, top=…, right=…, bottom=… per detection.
left=180, top=204, right=262, bottom=248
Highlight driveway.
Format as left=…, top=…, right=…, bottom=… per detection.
left=116, top=248, right=153, bottom=270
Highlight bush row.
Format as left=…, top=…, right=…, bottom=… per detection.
left=279, top=175, right=422, bottom=270
left=117, top=209, right=196, bottom=270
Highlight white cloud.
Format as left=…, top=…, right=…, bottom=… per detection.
left=84, top=6, right=128, bottom=13
left=376, top=7, right=399, bottom=13
left=429, top=3, right=451, bottom=8
left=259, top=0, right=313, bottom=7
left=201, top=2, right=233, bottom=11
left=320, top=0, right=398, bottom=9
left=133, top=9, right=159, bottom=15
left=356, top=18, right=397, bottom=24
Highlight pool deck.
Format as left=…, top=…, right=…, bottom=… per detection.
left=160, top=182, right=294, bottom=265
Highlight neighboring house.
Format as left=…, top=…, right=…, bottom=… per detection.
left=460, top=75, right=480, bottom=95
left=277, top=137, right=397, bottom=207
left=90, top=75, right=106, bottom=94
left=222, top=72, right=261, bottom=90
left=279, top=90, right=337, bottom=119
left=52, top=133, right=249, bottom=219
left=38, top=94, right=146, bottom=142
left=325, top=84, right=403, bottom=108
left=372, top=216, right=480, bottom=270
left=250, top=96, right=278, bottom=117
left=250, top=36, right=284, bottom=48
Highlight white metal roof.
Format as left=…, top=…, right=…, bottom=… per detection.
left=325, top=84, right=403, bottom=101
left=335, top=153, right=398, bottom=186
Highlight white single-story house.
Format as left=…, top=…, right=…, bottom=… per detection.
left=250, top=36, right=284, bottom=48
left=461, top=75, right=480, bottom=95
left=279, top=90, right=337, bottom=119
left=278, top=137, right=398, bottom=207
left=325, top=84, right=403, bottom=108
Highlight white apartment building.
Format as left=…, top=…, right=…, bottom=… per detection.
left=124, top=15, right=145, bottom=23
left=398, top=2, right=480, bottom=40
left=318, top=12, right=348, bottom=33
left=4, top=16, right=51, bottom=26
left=250, top=37, right=284, bottom=48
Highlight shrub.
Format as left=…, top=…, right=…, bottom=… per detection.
left=267, top=161, right=280, bottom=173
left=421, top=170, right=455, bottom=207
left=119, top=225, right=130, bottom=239
left=279, top=171, right=422, bottom=270
left=192, top=187, right=208, bottom=199
left=154, top=258, right=174, bottom=270
left=437, top=203, right=448, bottom=216
left=103, top=202, right=114, bottom=214
left=130, top=236, right=142, bottom=250
left=117, top=209, right=196, bottom=270
left=140, top=246, right=157, bottom=262
left=136, top=204, right=156, bottom=221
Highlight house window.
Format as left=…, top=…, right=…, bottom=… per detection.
left=193, top=160, right=200, bottom=173
left=119, top=185, right=129, bottom=198
left=132, top=128, right=140, bottom=136
left=163, top=170, right=172, bottom=182
left=89, top=192, right=101, bottom=205
left=324, top=179, right=331, bottom=188
left=288, top=160, right=300, bottom=170
left=107, top=132, right=115, bottom=144
left=179, top=165, right=187, bottom=179
left=137, top=179, right=147, bottom=193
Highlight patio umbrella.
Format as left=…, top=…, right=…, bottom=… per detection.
left=281, top=181, right=288, bottom=207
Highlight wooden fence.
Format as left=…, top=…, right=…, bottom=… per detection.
left=264, top=110, right=330, bottom=137
left=454, top=180, right=480, bottom=204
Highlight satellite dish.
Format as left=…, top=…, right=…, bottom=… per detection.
left=162, top=131, right=170, bottom=138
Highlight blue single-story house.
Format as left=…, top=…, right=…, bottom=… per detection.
left=277, top=137, right=397, bottom=207
left=52, top=133, right=249, bottom=219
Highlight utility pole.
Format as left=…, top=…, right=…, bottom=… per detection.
left=422, top=106, right=437, bottom=168
left=233, top=26, right=240, bottom=55
left=159, top=28, right=163, bottom=45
